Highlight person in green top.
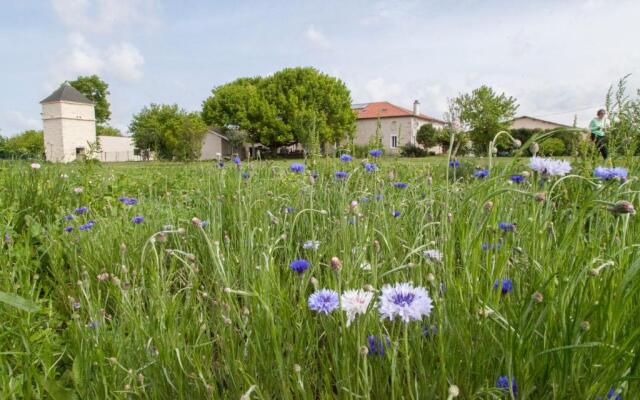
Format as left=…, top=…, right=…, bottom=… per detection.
left=589, top=109, right=608, bottom=159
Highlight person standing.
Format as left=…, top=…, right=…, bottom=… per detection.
left=589, top=109, right=608, bottom=159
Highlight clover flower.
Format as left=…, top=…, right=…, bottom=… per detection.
left=474, top=169, right=489, bottom=178
left=290, top=259, right=310, bottom=273
left=369, top=149, right=383, bottom=158
left=529, top=157, right=571, bottom=176
left=74, top=187, right=83, bottom=194
left=378, top=282, right=433, bottom=322
left=594, top=166, right=628, bottom=181
left=340, top=154, right=353, bottom=162
left=493, top=278, right=513, bottom=295
left=308, top=289, right=340, bottom=314
left=341, top=289, right=373, bottom=326
left=496, top=376, right=518, bottom=396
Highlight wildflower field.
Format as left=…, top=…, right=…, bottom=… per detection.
left=0, top=154, right=638, bottom=399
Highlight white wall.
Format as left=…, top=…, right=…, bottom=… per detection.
left=353, top=117, right=445, bottom=154
left=200, top=132, right=229, bottom=160
left=98, top=136, right=142, bottom=162
left=42, top=101, right=96, bottom=162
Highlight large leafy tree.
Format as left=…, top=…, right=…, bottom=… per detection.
left=201, top=67, right=356, bottom=151
left=453, top=85, right=518, bottom=153
left=129, top=104, right=208, bottom=161
left=69, top=75, right=111, bottom=125
left=0, top=130, right=44, bottom=158
left=96, top=125, right=122, bottom=136
left=416, top=124, right=449, bottom=150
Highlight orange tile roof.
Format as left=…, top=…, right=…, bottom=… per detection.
left=352, top=101, right=444, bottom=123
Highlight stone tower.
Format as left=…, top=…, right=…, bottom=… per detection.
left=41, top=82, right=96, bottom=162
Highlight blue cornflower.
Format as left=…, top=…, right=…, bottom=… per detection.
left=284, top=207, right=295, bottom=214
left=474, top=169, right=490, bottom=178
left=367, top=335, right=390, bottom=356
left=119, top=197, right=138, bottom=206
left=64, top=215, right=74, bottom=221
left=131, top=216, right=144, bottom=224
left=310, top=171, right=319, bottom=179
left=375, top=194, right=384, bottom=201
left=87, top=320, right=100, bottom=329
left=335, top=171, right=348, bottom=179
left=242, top=172, right=250, bottom=179
left=493, top=279, right=513, bottom=295
left=200, top=220, right=210, bottom=227
left=340, top=154, right=353, bottom=162
left=218, top=161, right=224, bottom=168
left=510, top=175, right=526, bottom=184
left=364, top=163, right=377, bottom=172
left=75, top=206, right=89, bottom=214
left=392, top=210, right=401, bottom=218
left=423, top=324, right=439, bottom=338
left=369, top=149, right=383, bottom=158
left=64, top=226, right=74, bottom=233
left=308, top=289, right=340, bottom=314
left=361, top=197, right=370, bottom=203
left=290, top=259, right=310, bottom=273
left=482, top=242, right=503, bottom=251
left=498, top=222, right=516, bottom=232
left=594, top=166, right=628, bottom=181
left=3, top=233, right=10, bottom=243
left=449, top=160, right=460, bottom=168
left=78, top=222, right=94, bottom=231
left=233, top=156, right=241, bottom=165
left=496, top=376, right=518, bottom=396
left=599, top=388, right=622, bottom=400
left=290, top=163, right=305, bottom=173
left=393, top=182, right=408, bottom=189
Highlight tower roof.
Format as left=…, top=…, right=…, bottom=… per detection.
left=40, top=82, right=93, bottom=104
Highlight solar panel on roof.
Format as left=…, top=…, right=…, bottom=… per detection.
left=351, top=103, right=368, bottom=109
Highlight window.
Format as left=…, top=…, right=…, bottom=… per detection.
left=391, top=135, right=398, bottom=148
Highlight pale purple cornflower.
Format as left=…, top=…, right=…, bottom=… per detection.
left=308, top=289, right=340, bottom=314
left=594, top=166, right=628, bottom=181
left=233, top=156, right=241, bottom=165
left=378, top=282, right=433, bottom=322
left=529, top=157, right=572, bottom=176
left=340, top=154, right=353, bottom=162
left=423, top=249, right=442, bottom=262
left=290, top=163, right=305, bottom=173
left=131, top=216, right=144, bottom=224
left=302, top=240, right=321, bottom=250
left=341, top=289, right=374, bottom=326
left=364, top=163, right=377, bottom=172
left=73, top=187, right=83, bottom=194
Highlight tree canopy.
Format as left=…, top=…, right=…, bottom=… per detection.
left=201, top=67, right=356, bottom=150
left=0, top=130, right=44, bottom=158
left=96, top=125, right=122, bottom=137
left=129, top=104, right=208, bottom=161
left=416, top=124, right=449, bottom=150
left=69, top=75, right=111, bottom=125
left=453, top=85, right=518, bottom=153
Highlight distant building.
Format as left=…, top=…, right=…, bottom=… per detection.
left=352, top=101, right=445, bottom=154
left=509, top=116, right=572, bottom=130
left=41, top=82, right=231, bottom=162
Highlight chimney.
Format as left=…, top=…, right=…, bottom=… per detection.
left=413, top=100, right=420, bottom=116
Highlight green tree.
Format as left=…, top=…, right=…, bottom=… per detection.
left=69, top=75, right=111, bottom=124
left=1, top=130, right=44, bottom=158
left=453, top=85, right=518, bottom=153
left=416, top=124, right=449, bottom=150
left=96, top=125, right=122, bottom=136
left=201, top=67, right=356, bottom=152
left=129, top=104, right=208, bottom=161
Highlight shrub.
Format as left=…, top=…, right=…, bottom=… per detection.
left=353, top=144, right=370, bottom=158
left=539, top=138, right=566, bottom=156
left=400, top=144, right=428, bottom=157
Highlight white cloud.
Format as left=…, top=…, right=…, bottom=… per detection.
left=3, top=111, right=41, bottom=136
left=306, top=25, right=330, bottom=49
left=50, top=0, right=158, bottom=34
left=364, top=78, right=402, bottom=102
left=105, top=43, right=144, bottom=82
left=48, top=34, right=144, bottom=86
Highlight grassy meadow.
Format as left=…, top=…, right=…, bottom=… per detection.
left=0, top=155, right=638, bottom=399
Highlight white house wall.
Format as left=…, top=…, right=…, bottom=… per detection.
left=98, top=136, right=142, bottom=162
left=353, top=117, right=445, bottom=154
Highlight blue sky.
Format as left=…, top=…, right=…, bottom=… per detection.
left=1, top=0, right=639, bottom=136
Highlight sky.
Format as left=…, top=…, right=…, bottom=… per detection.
left=1, top=0, right=639, bottom=136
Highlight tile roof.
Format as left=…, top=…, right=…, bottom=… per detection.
left=352, top=101, right=444, bottom=123
left=40, top=82, right=93, bottom=104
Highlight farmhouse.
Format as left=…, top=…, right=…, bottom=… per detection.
left=509, top=115, right=572, bottom=130
left=41, top=82, right=230, bottom=162
left=352, top=101, right=445, bottom=154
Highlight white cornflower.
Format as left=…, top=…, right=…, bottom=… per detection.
left=30, top=163, right=41, bottom=169
left=360, top=262, right=372, bottom=271
left=529, top=157, right=571, bottom=176
left=302, top=240, right=320, bottom=250
left=341, top=289, right=373, bottom=326
left=379, top=282, right=433, bottom=323
left=423, top=249, right=442, bottom=262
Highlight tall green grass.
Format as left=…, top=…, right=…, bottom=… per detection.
left=0, top=157, right=638, bottom=399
